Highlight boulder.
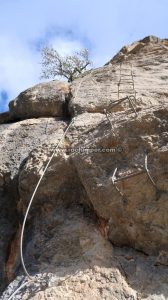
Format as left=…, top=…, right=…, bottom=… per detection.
left=0, top=112, right=12, bottom=124
left=9, top=81, right=70, bottom=120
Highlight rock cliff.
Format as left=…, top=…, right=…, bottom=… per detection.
left=0, top=36, right=168, bottom=300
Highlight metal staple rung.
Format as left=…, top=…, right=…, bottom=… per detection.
left=119, top=80, right=134, bottom=83
left=119, top=88, right=135, bottom=92
left=118, top=89, right=135, bottom=92
left=119, top=79, right=134, bottom=82
left=112, top=96, right=129, bottom=104
left=111, top=153, right=157, bottom=202
left=119, top=73, right=133, bottom=77
left=119, top=92, right=136, bottom=95
left=129, top=98, right=137, bottom=116
left=110, top=96, right=129, bottom=109
left=118, top=85, right=135, bottom=88
left=104, top=109, right=116, bottom=135
left=112, top=168, right=124, bottom=197
left=114, top=170, right=144, bottom=182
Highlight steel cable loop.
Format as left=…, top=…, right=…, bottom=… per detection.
left=7, top=118, right=75, bottom=300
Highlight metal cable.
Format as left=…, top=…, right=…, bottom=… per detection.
left=144, top=153, right=157, bottom=187
left=20, top=118, right=75, bottom=279
left=5, top=118, right=75, bottom=300
left=6, top=67, right=154, bottom=299
left=7, top=280, right=32, bottom=300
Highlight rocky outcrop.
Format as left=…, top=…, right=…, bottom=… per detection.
left=70, top=35, right=168, bottom=115
left=70, top=109, right=168, bottom=254
left=108, top=35, right=168, bottom=64
left=0, top=117, right=67, bottom=293
left=0, top=36, right=168, bottom=299
left=0, top=112, right=11, bottom=124
left=2, top=204, right=137, bottom=300
left=8, top=81, right=70, bottom=120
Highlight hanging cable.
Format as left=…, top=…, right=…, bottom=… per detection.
left=20, top=118, right=74, bottom=278
left=7, top=118, right=75, bottom=300
left=144, top=153, right=157, bottom=187
left=7, top=280, right=32, bottom=300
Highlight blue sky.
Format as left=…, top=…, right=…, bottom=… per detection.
left=0, top=0, right=168, bottom=112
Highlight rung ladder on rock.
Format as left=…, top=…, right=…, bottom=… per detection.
left=118, top=63, right=136, bottom=100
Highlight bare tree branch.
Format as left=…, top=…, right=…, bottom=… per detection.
left=40, top=48, right=92, bottom=82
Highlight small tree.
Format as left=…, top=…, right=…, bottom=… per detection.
left=41, top=47, right=92, bottom=82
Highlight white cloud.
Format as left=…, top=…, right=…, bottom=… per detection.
left=0, top=0, right=168, bottom=111
left=0, top=34, right=86, bottom=111
left=50, top=38, right=84, bottom=56
left=0, top=34, right=41, bottom=109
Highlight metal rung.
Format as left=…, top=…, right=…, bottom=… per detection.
left=119, top=90, right=135, bottom=93
left=118, top=80, right=134, bottom=86
left=114, top=170, right=144, bottom=182
left=104, top=109, right=116, bottom=135
left=111, top=96, right=129, bottom=108
left=119, top=88, right=135, bottom=92
left=119, top=79, right=134, bottom=82
left=119, top=85, right=134, bottom=87
left=120, top=74, right=134, bottom=77
left=111, top=153, right=158, bottom=202
left=112, top=96, right=128, bottom=103
left=120, top=68, right=133, bottom=71
left=110, top=91, right=120, bottom=93
left=112, top=168, right=125, bottom=197
left=120, top=76, right=133, bottom=78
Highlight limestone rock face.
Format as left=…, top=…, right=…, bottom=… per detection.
left=9, top=81, right=70, bottom=120
left=0, top=36, right=168, bottom=299
left=69, top=36, right=168, bottom=115
left=0, top=112, right=11, bottom=124
left=0, top=117, right=67, bottom=179
left=2, top=204, right=137, bottom=300
left=70, top=108, right=168, bottom=255
left=0, top=117, right=67, bottom=293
